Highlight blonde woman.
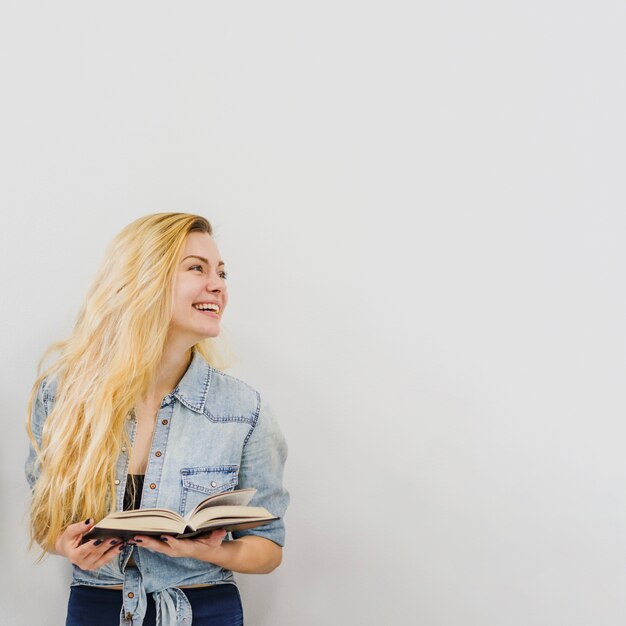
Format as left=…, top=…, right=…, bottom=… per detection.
left=25, top=213, right=289, bottom=626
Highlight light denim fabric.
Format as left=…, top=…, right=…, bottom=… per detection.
left=25, top=349, right=289, bottom=626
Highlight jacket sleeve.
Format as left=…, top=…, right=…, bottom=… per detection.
left=25, top=377, right=49, bottom=491
left=232, top=394, right=289, bottom=546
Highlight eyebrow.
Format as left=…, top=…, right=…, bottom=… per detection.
left=181, top=255, right=225, bottom=267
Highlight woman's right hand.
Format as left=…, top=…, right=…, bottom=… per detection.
left=54, top=519, right=123, bottom=571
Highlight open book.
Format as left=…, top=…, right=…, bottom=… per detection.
left=82, top=488, right=278, bottom=542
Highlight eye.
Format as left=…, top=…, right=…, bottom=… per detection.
left=189, top=265, right=203, bottom=272
left=219, top=271, right=228, bottom=280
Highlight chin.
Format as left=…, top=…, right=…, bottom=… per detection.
left=170, top=322, right=221, bottom=344
left=196, top=325, right=221, bottom=339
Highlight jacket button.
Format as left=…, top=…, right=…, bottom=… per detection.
left=150, top=483, right=156, bottom=490
left=121, top=446, right=127, bottom=453
left=115, top=479, right=120, bottom=485
left=211, top=481, right=217, bottom=488
left=155, top=451, right=162, bottom=457
left=162, top=419, right=169, bottom=425
left=127, top=592, right=134, bottom=599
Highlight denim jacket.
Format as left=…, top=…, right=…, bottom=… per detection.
left=25, top=350, right=289, bottom=625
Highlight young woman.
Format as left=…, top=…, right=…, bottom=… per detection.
left=25, top=213, right=289, bottom=626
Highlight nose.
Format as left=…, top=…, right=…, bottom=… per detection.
left=205, top=269, right=225, bottom=292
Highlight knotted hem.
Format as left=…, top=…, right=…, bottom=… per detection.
left=119, top=567, right=192, bottom=625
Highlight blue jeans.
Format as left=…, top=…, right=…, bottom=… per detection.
left=65, top=584, right=244, bottom=625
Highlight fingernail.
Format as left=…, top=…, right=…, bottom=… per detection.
left=126, top=541, right=137, bottom=546
left=118, top=544, right=125, bottom=550
left=94, top=539, right=103, bottom=546
left=110, top=540, right=119, bottom=545
left=160, top=536, right=169, bottom=542
left=133, top=538, right=143, bottom=543
left=84, top=518, right=91, bottom=525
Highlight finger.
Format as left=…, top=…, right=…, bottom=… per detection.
left=76, top=518, right=96, bottom=532
left=196, top=530, right=227, bottom=547
left=80, top=537, right=125, bottom=569
left=72, top=538, right=105, bottom=563
left=129, top=535, right=173, bottom=554
left=74, top=535, right=120, bottom=564
left=204, top=529, right=226, bottom=540
left=89, top=542, right=126, bottom=570
left=92, top=537, right=124, bottom=555
left=96, top=538, right=125, bottom=559
left=66, top=518, right=96, bottom=540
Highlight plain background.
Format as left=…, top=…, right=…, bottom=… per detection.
left=1, top=1, right=626, bottom=624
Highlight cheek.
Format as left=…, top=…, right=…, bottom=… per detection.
left=173, top=279, right=196, bottom=302
left=171, top=284, right=196, bottom=316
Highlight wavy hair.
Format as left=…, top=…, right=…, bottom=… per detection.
left=26, top=213, right=233, bottom=555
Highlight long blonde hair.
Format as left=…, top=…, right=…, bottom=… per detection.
left=26, top=213, right=232, bottom=555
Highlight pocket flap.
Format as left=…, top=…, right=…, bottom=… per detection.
left=180, top=465, right=239, bottom=495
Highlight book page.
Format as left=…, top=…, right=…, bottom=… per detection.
left=95, top=515, right=186, bottom=533
left=177, top=517, right=278, bottom=538
left=106, top=509, right=184, bottom=521
left=186, top=488, right=257, bottom=520
left=190, top=504, right=271, bottom=528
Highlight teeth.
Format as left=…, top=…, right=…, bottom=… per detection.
left=194, top=303, right=220, bottom=312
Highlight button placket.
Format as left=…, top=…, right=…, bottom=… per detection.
left=122, top=565, right=145, bottom=624
left=139, top=403, right=173, bottom=508
left=115, top=411, right=137, bottom=511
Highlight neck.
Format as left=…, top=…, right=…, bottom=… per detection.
left=142, top=343, right=193, bottom=406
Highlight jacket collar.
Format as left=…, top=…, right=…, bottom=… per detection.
left=172, top=349, right=213, bottom=414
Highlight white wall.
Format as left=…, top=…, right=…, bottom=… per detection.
left=1, top=1, right=625, bottom=624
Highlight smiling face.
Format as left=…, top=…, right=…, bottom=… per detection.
left=169, top=231, right=228, bottom=347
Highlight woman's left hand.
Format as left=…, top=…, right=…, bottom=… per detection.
left=129, top=530, right=227, bottom=563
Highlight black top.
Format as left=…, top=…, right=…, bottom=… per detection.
left=123, top=474, right=145, bottom=511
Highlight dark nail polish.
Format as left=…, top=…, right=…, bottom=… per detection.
left=134, top=539, right=143, bottom=543
left=85, top=518, right=91, bottom=525
left=110, top=540, right=119, bottom=545
left=160, top=536, right=169, bottom=542
left=118, top=544, right=125, bottom=550
left=93, top=539, right=103, bottom=546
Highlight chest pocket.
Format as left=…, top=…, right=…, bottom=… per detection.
left=179, top=465, right=239, bottom=516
